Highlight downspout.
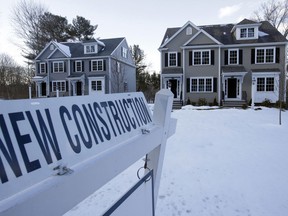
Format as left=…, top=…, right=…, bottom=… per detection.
left=218, top=46, right=221, bottom=105
left=182, top=48, right=185, bottom=105
left=160, top=51, right=163, bottom=90
left=47, top=60, right=50, bottom=97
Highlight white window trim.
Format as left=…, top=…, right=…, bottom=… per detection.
left=186, top=27, right=193, bottom=35
left=255, top=47, right=276, bottom=64
left=53, top=61, right=64, bottom=73
left=88, top=77, right=105, bottom=94
left=122, top=47, right=128, bottom=58
left=193, top=50, right=211, bottom=66
left=237, top=27, right=258, bottom=40
left=75, top=60, right=82, bottom=72
left=190, top=77, right=213, bottom=93
left=84, top=44, right=98, bottom=54
left=228, top=49, right=239, bottom=65
left=40, top=62, right=46, bottom=74
left=91, top=60, right=104, bottom=71
left=168, top=52, right=177, bottom=67
left=52, top=80, right=66, bottom=92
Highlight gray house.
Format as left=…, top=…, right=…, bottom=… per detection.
left=32, top=37, right=135, bottom=97
left=159, top=19, right=287, bottom=106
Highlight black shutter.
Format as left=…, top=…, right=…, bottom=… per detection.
left=211, top=50, right=214, bottom=65
left=82, top=61, right=84, bottom=72
left=186, top=78, right=190, bottom=92
left=37, top=63, right=40, bottom=74
left=50, top=82, right=52, bottom=92
left=224, top=50, right=228, bottom=65
left=89, top=61, right=91, bottom=71
left=103, top=60, right=106, bottom=71
left=251, top=49, right=255, bottom=64
left=189, top=51, right=192, bottom=66
left=66, top=81, right=68, bottom=92
left=213, top=77, right=217, bottom=92
left=164, top=53, right=168, bottom=67
left=73, top=61, right=76, bottom=72
left=45, top=63, right=47, bottom=73
left=177, top=52, right=181, bottom=67
left=239, top=49, right=243, bottom=64
left=64, top=62, right=66, bottom=72
left=51, top=62, right=53, bottom=73
left=276, top=47, right=280, bottom=63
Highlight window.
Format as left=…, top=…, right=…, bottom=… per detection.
left=256, top=47, right=275, bottom=63
left=75, top=61, right=82, bottom=72
left=52, top=81, right=66, bottom=92
left=186, top=27, right=192, bottom=35
left=91, top=60, right=103, bottom=71
left=169, top=52, right=177, bottom=66
left=229, top=49, right=238, bottom=65
left=53, top=61, right=64, bottom=73
left=85, top=45, right=96, bottom=54
left=40, top=63, right=46, bottom=73
left=257, top=77, right=274, bottom=92
left=190, top=77, right=213, bottom=92
left=91, top=80, right=102, bottom=91
left=240, top=27, right=255, bottom=38
left=193, top=50, right=210, bottom=65
left=122, top=47, right=128, bottom=58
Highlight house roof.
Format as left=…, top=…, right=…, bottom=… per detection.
left=62, top=37, right=125, bottom=58
left=160, top=19, right=287, bottom=48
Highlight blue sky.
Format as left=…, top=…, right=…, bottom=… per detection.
left=0, top=0, right=263, bottom=72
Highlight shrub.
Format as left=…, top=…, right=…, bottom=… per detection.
left=186, top=98, right=191, bottom=105
left=198, top=98, right=207, bottom=106
left=275, top=100, right=287, bottom=109
left=213, top=98, right=218, bottom=106
left=261, top=98, right=272, bottom=107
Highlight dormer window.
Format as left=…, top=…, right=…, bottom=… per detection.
left=240, top=27, right=255, bottom=38
left=85, top=44, right=97, bottom=54
left=186, top=27, right=192, bottom=35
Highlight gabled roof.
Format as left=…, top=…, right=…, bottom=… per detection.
left=184, top=29, right=222, bottom=46
left=160, top=19, right=287, bottom=49
left=36, top=38, right=125, bottom=60
left=160, top=21, right=200, bottom=48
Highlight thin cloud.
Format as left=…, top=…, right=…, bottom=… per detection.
left=218, top=4, right=242, bottom=19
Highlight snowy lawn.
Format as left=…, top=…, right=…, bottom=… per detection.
left=65, top=106, right=288, bottom=216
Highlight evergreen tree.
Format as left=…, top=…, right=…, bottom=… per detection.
left=70, top=16, right=97, bottom=41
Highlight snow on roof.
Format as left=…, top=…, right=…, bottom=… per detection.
left=54, top=42, right=71, bottom=57
left=96, top=39, right=105, bottom=47
left=259, top=30, right=269, bottom=37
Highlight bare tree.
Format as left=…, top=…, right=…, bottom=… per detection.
left=252, top=0, right=288, bottom=37
left=11, top=0, right=47, bottom=61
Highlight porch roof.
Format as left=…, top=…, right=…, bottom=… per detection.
left=162, top=68, right=183, bottom=74
left=222, top=66, right=247, bottom=73
left=251, top=68, right=280, bottom=73
left=32, top=75, right=47, bottom=82
left=66, top=74, right=85, bottom=80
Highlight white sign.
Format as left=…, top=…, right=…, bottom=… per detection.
left=0, top=90, right=176, bottom=216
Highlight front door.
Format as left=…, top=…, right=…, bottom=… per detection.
left=76, top=81, right=82, bottom=96
left=169, top=79, right=177, bottom=98
left=227, top=78, right=237, bottom=98
left=41, top=82, right=46, bottom=96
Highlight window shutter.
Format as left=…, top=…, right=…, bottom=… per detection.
left=224, top=50, right=228, bottom=65
left=73, top=61, right=76, bottom=72
left=177, top=52, right=181, bottom=67
left=103, top=60, right=106, bottom=71
left=66, top=81, right=68, bottom=92
left=251, top=49, right=255, bottom=64
left=82, top=61, right=84, bottom=72
left=186, top=78, right=190, bottom=92
left=45, top=63, right=47, bottom=73
left=89, top=61, right=91, bottom=71
left=51, top=62, right=53, bottom=73
left=64, top=62, right=66, bottom=72
left=164, top=53, right=168, bottom=67
left=37, top=63, right=40, bottom=74
left=50, top=82, right=52, bottom=92
left=239, top=50, right=243, bottom=64
left=189, top=51, right=192, bottom=66
left=211, top=50, right=214, bottom=65
left=213, top=78, right=217, bottom=92
left=276, top=47, right=280, bottom=63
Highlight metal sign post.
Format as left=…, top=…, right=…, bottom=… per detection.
left=0, top=89, right=176, bottom=216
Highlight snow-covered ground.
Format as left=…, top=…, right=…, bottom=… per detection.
left=65, top=106, right=288, bottom=216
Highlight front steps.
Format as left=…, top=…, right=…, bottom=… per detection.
left=173, top=100, right=183, bottom=110
left=222, top=100, right=247, bottom=108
